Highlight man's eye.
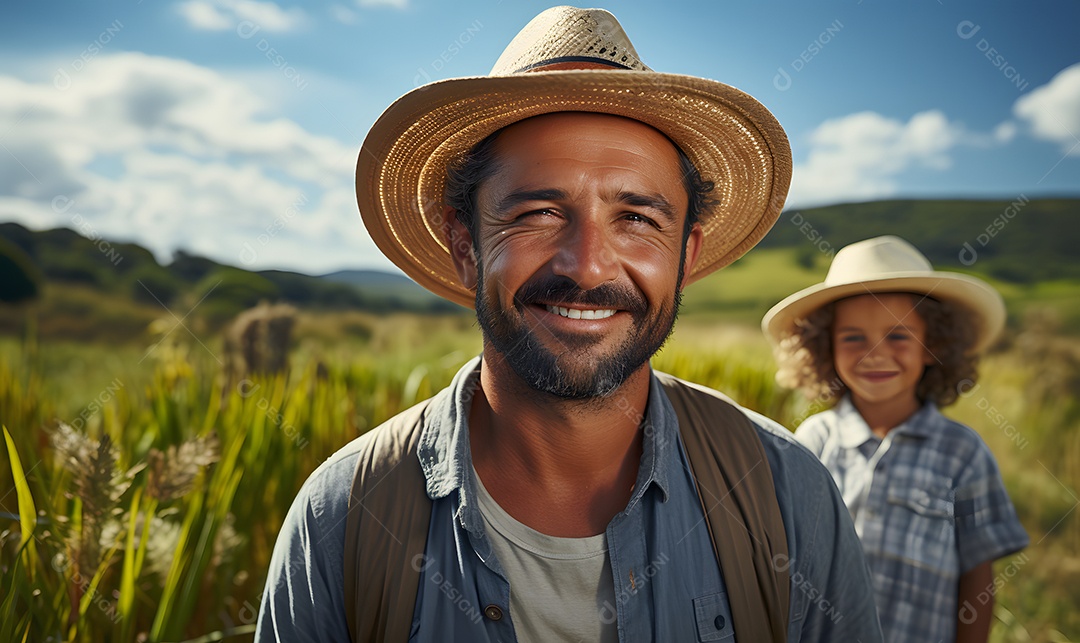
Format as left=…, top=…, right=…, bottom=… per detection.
left=624, top=212, right=657, bottom=226
left=512, top=208, right=556, bottom=221
left=839, top=335, right=864, bottom=343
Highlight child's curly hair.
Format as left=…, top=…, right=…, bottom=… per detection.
left=773, top=294, right=980, bottom=407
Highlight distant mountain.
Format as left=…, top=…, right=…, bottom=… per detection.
left=319, top=269, right=455, bottom=309
left=321, top=269, right=417, bottom=287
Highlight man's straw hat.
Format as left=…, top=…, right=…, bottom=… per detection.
left=762, top=235, right=1006, bottom=354
left=356, top=6, right=792, bottom=308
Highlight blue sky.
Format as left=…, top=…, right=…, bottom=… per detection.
left=1, top=0, right=1078, bottom=275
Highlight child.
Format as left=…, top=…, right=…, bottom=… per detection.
left=762, top=236, right=1028, bottom=643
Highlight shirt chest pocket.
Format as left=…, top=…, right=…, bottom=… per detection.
left=693, top=592, right=734, bottom=641
left=883, top=472, right=958, bottom=574
left=888, top=484, right=954, bottom=519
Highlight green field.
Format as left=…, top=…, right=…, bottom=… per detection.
left=2, top=245, right=1078, bottom=642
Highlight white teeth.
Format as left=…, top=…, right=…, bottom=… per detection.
left=581, top=309, right=615, bottom=320
left=545, top=305, right=616, bottom=320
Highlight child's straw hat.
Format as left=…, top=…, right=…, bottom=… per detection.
left=762, top=235, right=1005, bottom=354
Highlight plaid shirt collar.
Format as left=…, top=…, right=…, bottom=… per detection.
left=833, top=395, right=937, bottom=449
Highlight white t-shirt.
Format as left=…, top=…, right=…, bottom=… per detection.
left=473, top=468, right=618, bottom=643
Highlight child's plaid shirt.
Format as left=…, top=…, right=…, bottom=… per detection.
left=795, top=397, right=1029, bottom=643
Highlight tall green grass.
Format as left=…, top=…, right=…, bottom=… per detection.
left=1, top=312, right=1077, bottom=641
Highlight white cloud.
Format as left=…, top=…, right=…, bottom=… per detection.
left=993, top=121, right=1017, bottom=144
left=0, top=52, right=391, bottom=274
left=230, top=0, right=307, bottom=32
left=329, top=5, right=358, bottom=24
left=788, top=110, right=967, bottom=207
left=176, top=1, right=233, bottom=30
left=356, top=0, right=408, bottom=9
left=176, top=0, right=306, bottom=33
left=1014, top=62, right=1080, bottom=155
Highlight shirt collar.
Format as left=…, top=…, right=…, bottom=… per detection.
left=834, top=395, right=939, bottom=447
left=895, top=401, right=939, bottom=438
left=628, top=369, right=680, bottom=503
left=416, top=357, right=679, bottom=535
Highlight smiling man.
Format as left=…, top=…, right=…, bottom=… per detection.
left=257, top=7, right=883, bottom=643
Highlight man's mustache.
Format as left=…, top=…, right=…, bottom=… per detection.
left=513, top=276, right=647, bottom=314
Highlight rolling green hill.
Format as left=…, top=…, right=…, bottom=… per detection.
left=0, top=222, right=454, bottom=315
left=758, top=198, right=1078, bottom=283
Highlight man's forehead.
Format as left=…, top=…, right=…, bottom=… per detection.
left=483, top=113, right=686, bottom=192
left=493, top=111, right=675, bottom=146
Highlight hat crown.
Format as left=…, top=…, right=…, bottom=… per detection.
left=490, top=6, right=649, bottom=75
left=824, top=235, right=933, bottom=286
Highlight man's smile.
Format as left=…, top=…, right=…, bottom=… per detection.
left=544, top=304, right=617, bottom=320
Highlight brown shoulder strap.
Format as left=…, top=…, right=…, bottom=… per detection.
left=343, top=398, right=433, bottom=643
left=657, top=373, right=790, bottom=643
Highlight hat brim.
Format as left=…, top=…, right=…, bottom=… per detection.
left=357, top=69, right=792, bottom=308
left=761, top=272, right=1007, bottom=354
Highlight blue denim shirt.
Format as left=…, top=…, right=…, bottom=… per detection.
left=256, top=358, right=882, bottom=642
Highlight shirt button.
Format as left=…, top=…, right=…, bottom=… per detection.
left=714, top=615, right=726, bottom=630
left=484, top=605, right=503, bottom=621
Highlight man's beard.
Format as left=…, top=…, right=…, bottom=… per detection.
left=474, top=256, right=685, bottom=400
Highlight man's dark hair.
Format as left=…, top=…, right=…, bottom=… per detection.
left=444, top=124, right=716, bottom=248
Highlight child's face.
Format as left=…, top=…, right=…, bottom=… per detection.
left=832, top=293, right=934, bottom=414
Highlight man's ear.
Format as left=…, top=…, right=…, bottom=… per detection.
left=445, top=206, right=478, bottom=289
left=680, top=222, right=704, bottom=289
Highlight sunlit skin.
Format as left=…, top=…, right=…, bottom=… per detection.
left=832, top=293, right=934, bottom=436
left=957, top=561, right=994, bottom=643
left=448, top=112, right=703, bottom=537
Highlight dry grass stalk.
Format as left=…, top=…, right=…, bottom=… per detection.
left=146, top=433, right=220, bottom=503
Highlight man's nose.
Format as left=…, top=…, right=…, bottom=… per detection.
left=550, top=219, right=619, bottom=291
